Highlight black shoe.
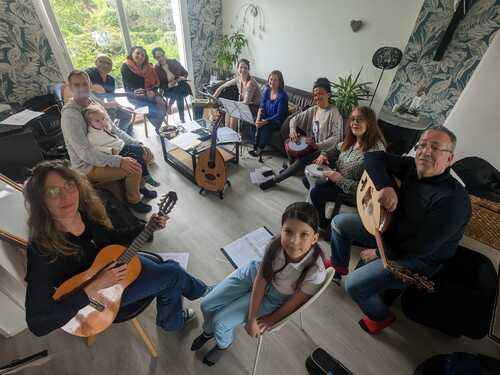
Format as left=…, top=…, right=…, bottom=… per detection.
left=202, top=345, right=229, bottom=366
left=191, top=331, right=214, bottom=351
left=140, top=187, right=157, bottom=199
left=249, top=148, right=262, bottom=157
left=128, top=201, right=152, bottom=213
left=259, top=178, right=276, bottom=191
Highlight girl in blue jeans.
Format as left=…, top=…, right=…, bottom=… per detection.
left=191, top=202, right=326, bottom=366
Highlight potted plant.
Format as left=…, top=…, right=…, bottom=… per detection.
left=215, top=31, right=248, bottom=80
left=330, top=68, right=372, bottom=118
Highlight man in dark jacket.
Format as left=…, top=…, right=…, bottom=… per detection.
left=329, top=126, right=470, bottom=334
left=86, top=54, right=133, bottom=133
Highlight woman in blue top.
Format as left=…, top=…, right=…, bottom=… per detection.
left=249, top=70, right=289, bottom=157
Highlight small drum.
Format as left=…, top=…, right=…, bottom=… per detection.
left=284, top=137, right=316, bottom=159
left=305, top=164, right=331, bottom=187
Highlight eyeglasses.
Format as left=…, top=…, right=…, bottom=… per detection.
left=414, top=142, right=453, bottom=154
left=350, top=116, right=365, bottom=123
left=45, top=180, right=77, bottom=200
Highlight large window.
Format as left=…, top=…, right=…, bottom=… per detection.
left=124, top=0, right=179, bottom=60
left=49, top=0, right=180, bottom=86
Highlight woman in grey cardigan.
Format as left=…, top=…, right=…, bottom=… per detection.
left=260, top=77, right=343, bottom=190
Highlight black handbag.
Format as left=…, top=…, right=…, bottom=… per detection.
left=305, top=348, right=353, bottom=375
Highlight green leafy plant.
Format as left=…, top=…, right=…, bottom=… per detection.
left=330, top=68, right=372, bottom=118
left=215, top=31, right=248, bottom=79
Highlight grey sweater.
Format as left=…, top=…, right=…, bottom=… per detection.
left=289, top=104, right=344, bottom=154
left=61, top=99, right=140, bottom=174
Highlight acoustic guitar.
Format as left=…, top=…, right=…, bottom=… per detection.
left=356, top=171, right=435, bottom=292
left=62, top=83, right=158, bottom=104
left=52, top=192, right=177, bottom=337
left=194, top=113, right=227, bottom=196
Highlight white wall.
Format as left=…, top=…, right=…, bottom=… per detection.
left=222, top=0, right=423, bottom=112
left=444, top=31, right=500, bottom=169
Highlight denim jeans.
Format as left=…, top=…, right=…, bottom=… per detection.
left=122, top=255, right=207, bottom=331
left=200, top=260, right=289, bottom=349
left=330, top=213, right=406, bottom=321
left=255, top=121, right=281, bottom=149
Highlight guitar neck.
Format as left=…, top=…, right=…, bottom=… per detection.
left=373, top=228, right=389, bottom=267
left=116, top=225, right=154, bottom=264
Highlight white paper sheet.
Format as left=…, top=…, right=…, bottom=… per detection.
left=222, top=227, right=273, bottom=268
left=157, top=252, right=189, bottom=270
left=170, top=132, right=201, bottom=150
left=249, top=166, right=274, bottom=185
left=217, top=127, right=241, bottom=144
left=0, top=109, right=44, bottom=126
left=179, top=120, right=202, bottom=132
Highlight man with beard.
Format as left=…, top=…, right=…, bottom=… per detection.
left=327, top=126, right=470, bottom=334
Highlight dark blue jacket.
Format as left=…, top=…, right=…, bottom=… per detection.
left=364, top=151, right=471, bottom=276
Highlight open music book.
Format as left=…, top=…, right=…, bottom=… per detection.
left=221, top=227, right=273, bottom=269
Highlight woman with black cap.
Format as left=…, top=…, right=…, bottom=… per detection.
left=260, top=77, right=343, bottom=190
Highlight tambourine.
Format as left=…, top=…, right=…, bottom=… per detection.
left=305, top=164, right=331, bottom=187
left=284, top=137, right=316, bottom=158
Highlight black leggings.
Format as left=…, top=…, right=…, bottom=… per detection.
left=164, top=81, right=191, bottom=121
left=119, top=144, right=150, bottom=177
left=273, top=150, right=321, bottom=184
left=310, top=182, right=345, bottom=228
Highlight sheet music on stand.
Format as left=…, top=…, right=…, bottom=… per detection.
left=218, top=97, right=255, bottom=124
left=221, top=227, right=274, bottom=269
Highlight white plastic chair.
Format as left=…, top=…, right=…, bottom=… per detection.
left=251, top=267, right=335, bottom=375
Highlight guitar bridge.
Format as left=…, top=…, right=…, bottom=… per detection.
left=89, top=299, right=105, bottom=312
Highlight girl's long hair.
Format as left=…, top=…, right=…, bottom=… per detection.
left=24, top=160, right=112, bottom=259
left=261, top=202, right=323, bottom=291
left=342, top=106, right=386, bottom=152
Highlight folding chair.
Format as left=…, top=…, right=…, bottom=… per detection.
left=252, top=267, right=335, bottom=375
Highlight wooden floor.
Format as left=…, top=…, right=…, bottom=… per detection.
left=1, top=116, right=500, bottom=374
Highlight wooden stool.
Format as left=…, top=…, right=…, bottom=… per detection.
left=130, top=106, right=150, bottom=137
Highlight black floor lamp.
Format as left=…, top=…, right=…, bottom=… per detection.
left=370, top=47, right=403, bottom=107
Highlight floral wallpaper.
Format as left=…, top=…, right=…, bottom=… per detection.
left=0, top=0, right=62, bottom=104
left=186, top=0, right=222, bottom=94
left=383, top=0, right=500, bottom=125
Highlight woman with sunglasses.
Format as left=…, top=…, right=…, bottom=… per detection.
left=260, top=77, right=343, bottom=190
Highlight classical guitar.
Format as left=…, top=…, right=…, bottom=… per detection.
left=62, top=83, right=158, bottom=104
left=52, top=192, right=177, bottom=337
left=194, top=112, right=227, bottom=195
left=356, top=171, right=434, bottom=292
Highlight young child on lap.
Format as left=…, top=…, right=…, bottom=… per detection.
left=82, top=105, right=160, bottom=187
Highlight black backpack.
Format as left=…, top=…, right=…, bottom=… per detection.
left=23, top=94, right=67, bottom=159
left=306, top=348, right=353, bottom=375
left=96, top=189, right=146, bottom=233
